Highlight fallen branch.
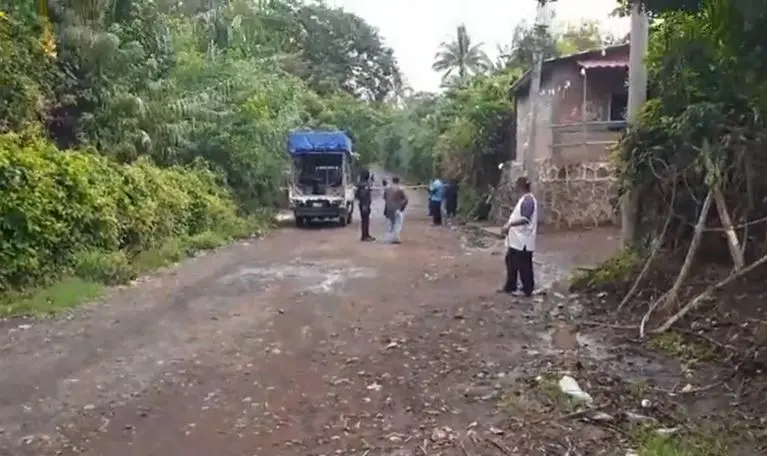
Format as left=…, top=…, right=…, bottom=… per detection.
left=659, top=347, right=753, bottom=395
left=673, top=327, right=734, bottom=353
left=526, top=405, right=607, bottom=425
left=654, top=251, right=767, bottom=333
left=639, top=290, right=667, bottom=339
left=713, top=186, right=744, bottom=270
left=617, top=191, right=675, bottom=313
left=641, top=190, right=713, bottom=337
left=458, top=439, right=472, bottom=456
left=579, top=321, right=638, bottom=330
left=485, top=437, right=512, bottom=455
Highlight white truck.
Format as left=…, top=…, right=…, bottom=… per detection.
left=286, top=130, right=356, bottom=227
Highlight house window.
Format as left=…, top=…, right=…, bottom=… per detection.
left=609, top=92, right=628, bottom=121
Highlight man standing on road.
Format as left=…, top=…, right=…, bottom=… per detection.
left=355, top=169, right=375, bottom=242
left=383, top=176, right=408, bottom=244
left=428, top=177, right=444, bottom=225
left=444, top=179, right=459, bottom=218
left=381, top=178, right=388, bottom=216
left=499, top=177, right=538, bottom=297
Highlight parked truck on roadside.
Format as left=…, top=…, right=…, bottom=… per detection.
left=286, top=130, right=356, bottom=227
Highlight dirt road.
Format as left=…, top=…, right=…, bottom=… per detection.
left=0, top=188, right=629, bottom=455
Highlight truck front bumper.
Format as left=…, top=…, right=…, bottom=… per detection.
left=293, top=202, right=347, bottom=218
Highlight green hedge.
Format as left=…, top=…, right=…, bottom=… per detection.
left=0, top=132, right=247, bottom=291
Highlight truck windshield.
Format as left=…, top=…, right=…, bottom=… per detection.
left=294, top=154, right=343, bottom=188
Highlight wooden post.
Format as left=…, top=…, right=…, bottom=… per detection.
left=620, top=1, right=649, bottom=248
left=581, top=67, right=588, bottom=159
left=713, top=186, right=745, bottom=269
left=522, top=1, right=551, bottom=184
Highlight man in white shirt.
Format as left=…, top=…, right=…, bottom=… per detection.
left=499, top=177, right=538, bottom=297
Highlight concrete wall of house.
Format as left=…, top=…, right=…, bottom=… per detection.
left=500, top=51, right=628, bottom=228
left=515, top=53, right=629, bottom=166
left=552, top=64, right=627, bottom=165
left=515, top=88, right=552, bottom=164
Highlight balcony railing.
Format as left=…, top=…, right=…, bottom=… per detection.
left=550, top=120, right=627, bottom=163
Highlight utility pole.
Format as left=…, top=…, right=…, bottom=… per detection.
left=522, top=1, right=551, bottom=183
left=620, top=1, right=649, bottom=248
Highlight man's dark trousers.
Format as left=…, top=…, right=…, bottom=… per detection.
left=359, top=205, right=371, bottom=240
left=445, top=196, right=457, bottom=217
left=503, top=247, right=534, bottom=296
left=429, top=200, right=442, bottom=225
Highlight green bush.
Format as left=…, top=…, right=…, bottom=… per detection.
left=0, top=132, right=246, bottom=292
left=569, top=249, right=640, bottom=290
left=73, top=250, right=136, bottom=285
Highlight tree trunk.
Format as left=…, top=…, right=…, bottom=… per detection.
left=713, top=186, right=744, bottom=269
left=640, top=189, right=712, bottom=337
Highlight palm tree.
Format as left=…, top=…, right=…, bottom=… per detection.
left=432, top=24, right=490, bottom=85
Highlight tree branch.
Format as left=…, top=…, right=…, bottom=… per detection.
left=654, top=251, right=767, bottom=333
left=640, top=189, right=712, bottom=337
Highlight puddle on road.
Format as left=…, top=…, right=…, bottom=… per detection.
left=532, top=320, right=676, bottom=384
left=219, top=259, right=377, bottom=294
left=537, top=325, right=610, bottom=359
left=459, top=225, right=501, bottom=253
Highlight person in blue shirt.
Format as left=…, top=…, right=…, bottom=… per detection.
left=428, top=178, right=444, bottom=225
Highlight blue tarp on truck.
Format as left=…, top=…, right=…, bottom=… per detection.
left=287, top=130, right=352, bottom=154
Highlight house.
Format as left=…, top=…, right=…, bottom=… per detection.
left=489, top=44, right=629, bottom=228
left=510, top=43, right=629, bottom=166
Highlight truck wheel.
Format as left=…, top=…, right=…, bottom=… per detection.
left=295, top=216, right=305, bottom=227
left=338, top=212, right=347, bottom=227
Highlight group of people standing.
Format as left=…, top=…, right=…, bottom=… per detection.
left=429, top=175, right=537, bottom=298
left=355, top=171, right=538, bottom=298
left=355, top=171, right=458, bottom=243
left=354, top=170, right=408, bottom=244
left=427, top=178, right=458, bottom=225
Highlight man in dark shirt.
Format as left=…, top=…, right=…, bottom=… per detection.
left=355, top=169, right=375, bottom=241
left=383, top=176, right=408, bottom=243
left=445, top=180, right=459, bottom=218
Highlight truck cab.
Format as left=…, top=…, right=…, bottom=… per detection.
left=287, top=130, right=355, bottom=227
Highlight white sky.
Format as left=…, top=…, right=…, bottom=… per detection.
left=327, top=0, right=629, bottom=92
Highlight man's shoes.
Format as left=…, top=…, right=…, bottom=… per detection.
left=361, top=236, right=376, bottom=242
left=496, top=289, right=525, bottom=297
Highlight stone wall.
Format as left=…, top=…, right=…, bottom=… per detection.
left=490, top=159, right=619, bottom=229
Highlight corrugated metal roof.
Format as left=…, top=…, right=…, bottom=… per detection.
left=578, top=59, right=629, bottom=69
left=509, top=43, right=630, bottom=94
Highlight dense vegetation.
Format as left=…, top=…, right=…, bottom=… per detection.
left=564, top=0, right=767, bottom=325
left=541, top=3, right=767, bottom=454
left=377, top=19, right=622, bottom=212
left=620, top=0, right=767, bottom=250
left=0, top=0, right=618, bottom=313
left=0, top=0, right=402, bottom=312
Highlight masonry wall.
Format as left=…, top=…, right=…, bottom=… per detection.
left=490, top=159, right=619, bottom=229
